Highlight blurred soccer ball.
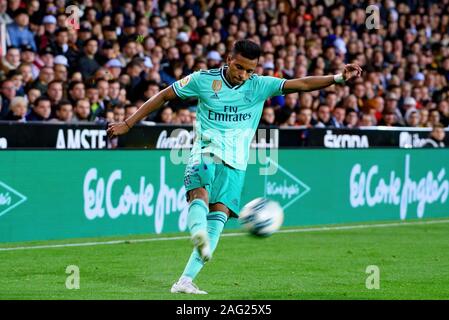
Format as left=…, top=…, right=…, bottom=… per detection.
left=238, top=198, right=284, bottom=237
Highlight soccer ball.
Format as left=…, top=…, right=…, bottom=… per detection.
left=238, top=198, right=284, bottom=237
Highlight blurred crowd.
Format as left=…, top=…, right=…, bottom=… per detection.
left=0, top=0, right=449, bottom=130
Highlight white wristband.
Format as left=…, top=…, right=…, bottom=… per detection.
left=334, top=73, right=345, bottom=84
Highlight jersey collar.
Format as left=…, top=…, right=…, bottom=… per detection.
left=221, top=66, right=245, bottom=90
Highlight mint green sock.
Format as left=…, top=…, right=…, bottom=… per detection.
left=206, top=211, right=227, bottom=253
left=187, top=199, right=208, bottom=236
left=181, top=211, right=227, bottom=280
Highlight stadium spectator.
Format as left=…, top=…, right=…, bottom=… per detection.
left=422, top=124, right=446, bottom=148
left=8, top=70, right=25, bottom=96
left=54, top=63, right=68, bottom=83
left=379, top=110, right=401, bottom=127
left=3, top=96, right=28, bottom=121
left=345, top=109, right=360, bottom=129
left=38, top=46, right=56, bottom=70
left=54, top=55, right=69, bottom=70
left=154, top=105, right=174, bottom=124
left=384, top=92, right=405, bottom=126
left=260, top=106, right=276, bottom=127
left=78, top=38, right=101, bottom=80
left=330, top=105, right=346, bottom=128
left=342, top=95, right=360, bottom=112
left=38, top=15, right=58, bottom=52
left=18, top=63, right=34, bottom=86
left=428, top=109, right=442, bottom=128
left=359, top=113, right=376, bottom=127
left=296, top=107, right=313, bottom=128
left=1, top=47, right=21, bottom=79
left=96, top=78, right=110, bottom=108
left=0, top=79, right=17, bottom=119
left=105, top=109, right=114, bottom=123
left=173, top=106, right=192, bottom=125
left=26, top=87, right=40, bottom=106
left=25, top=96, right=51, bottom=121
left=126, top=59, right=145, bottom=98
left=402, top=97, right=417, bottom=116
left=50, top=100, right=73, bottom=123
left=19, top=44, right=38, bottom=76
left=77, top=25, right=93, bottom=46
left=206, top=50, right=222, bottom=69
left=283, top=93, right=299, bottom=111
left=189, top=107, right=197, bottom=124
left=112, top=104, right=126, bottom=123
left=325, top=91, right=338, bottom=110
left=72, top=99, right=91, bottom=122
left=117, top=39, right=138, bottom=68
left=68, top=81, right=86, bottom=105
left=51, top=28, right=71, bottom=57
left=98, top=41, right=117, bottom=65
left=118, top=87, right=129, bottom=105
left=106, top=59, right=123, bottom=80
left=142, top=81, right=161, bottom=102
left=299, top=92, right=313, bottom=109
left=0, top=0, right=448, bottom=131
left=30, top=66, right=54, bottom=94
left=419, top=109, right=430, bottom=128
left=46, top=80, right=64, bottom=109
left=7, top=9, right=37, bottom=52
left=314, top=104, right=332, bottom=128
left=405, top=109, right=421, bottom=128
left=108, top=79, right=121, bottom=106
left=437, top=101, right=449, bottom=127
left=160, top=46, right=183, bottom=86
left=277, top=107, right=296, bottom=127
left=85, top=84, right=101, bottom=118
left=0, top=0, right=13, bottom=25
left=125, top=104, right=139, bottom=121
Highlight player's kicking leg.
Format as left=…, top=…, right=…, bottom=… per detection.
left=171, top=188, right=211, bottom=294
left=171, top=157, right=238, bottom=294
left=186, top=187, right=212, bottom=261
left=171, top=191, right=231, bottom=294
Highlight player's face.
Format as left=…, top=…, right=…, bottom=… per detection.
left=226, top=54, right=258, bottom=85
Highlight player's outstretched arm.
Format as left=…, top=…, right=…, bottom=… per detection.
left=283, top=64, right=362, bottom=93
left=107, top=86, right=177, bottom=137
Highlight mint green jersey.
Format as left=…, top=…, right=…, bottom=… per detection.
left=172, top=66, right=286, bottom=170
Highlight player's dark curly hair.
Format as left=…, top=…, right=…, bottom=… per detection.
left=232, top=40, right=261, bottom=60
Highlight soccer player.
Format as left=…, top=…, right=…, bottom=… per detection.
left=106, top=40, right=362, bottom=294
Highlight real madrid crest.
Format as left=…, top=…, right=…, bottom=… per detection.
left=211, top=80, right=222, bottom=99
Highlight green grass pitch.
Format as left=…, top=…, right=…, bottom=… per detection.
left=1, top=218, right=449, bottom=300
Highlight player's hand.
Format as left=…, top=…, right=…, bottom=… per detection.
left=107, top=121, right=130, bottom=138
left=342, top=64, right=363, bottom=82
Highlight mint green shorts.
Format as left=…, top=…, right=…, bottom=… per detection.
left=184, top=154, right=246, bottom=217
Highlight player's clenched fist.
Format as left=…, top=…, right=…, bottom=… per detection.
left=107, top=121, right=129, bottom=138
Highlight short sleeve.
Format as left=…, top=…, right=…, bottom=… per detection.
left=257, top=76, right=287, bottom=99
left=172, top=72, right=201, bottom=99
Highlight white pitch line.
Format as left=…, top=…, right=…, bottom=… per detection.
left=1, top=218, right=449, bottom=252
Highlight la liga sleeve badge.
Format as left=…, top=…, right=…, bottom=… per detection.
left=179, top=75, right=191, bottom=88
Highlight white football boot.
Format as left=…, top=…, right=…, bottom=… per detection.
left=170, top=277, right=208, bottom=294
